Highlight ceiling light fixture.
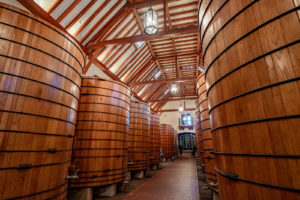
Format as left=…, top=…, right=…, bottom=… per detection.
left=170, top=83, right=179, bottom=95
left=144, top=2, right=158, bottom=35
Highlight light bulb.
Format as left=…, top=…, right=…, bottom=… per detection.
left=179, top=105, right=184, bottom=112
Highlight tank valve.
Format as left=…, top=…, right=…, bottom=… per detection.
left=66, top=169, right=79, bottom=179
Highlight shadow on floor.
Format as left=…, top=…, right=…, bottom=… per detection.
left=95, top=167, right=161, bottom=200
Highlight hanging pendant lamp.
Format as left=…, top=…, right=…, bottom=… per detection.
left=144, top=2, right=158, bottom=35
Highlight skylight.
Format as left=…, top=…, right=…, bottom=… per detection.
left=182, top=66, right=195, bottom=70
left=135, top=41, right=145, bottom=48
left=154, top=71, right=161, bottom=79
left=198, top=67, right=204, bottom=72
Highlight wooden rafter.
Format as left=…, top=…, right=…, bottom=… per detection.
left=47, top=0, right=62, bottom=13
left=128, top=59, right=155, bottom=84
left=18, top=0, right=200, bottom=104
left=73, top=0, right=110, bottom=37
left=132, top=77, right=196, bottom=86
left=56, top=0, right=81, bottom=23
left=117, top=45, right=148, bottom=77
left=87, top=25, right=199, bottom=50
left=17, top=0, right=87, bottom=54
left=65, top=0, right=97, bottom=30
left=87, top=3, right=132, bottom=45
left=131, top=7, right=166, bottom=83
left=149, top=96, right=198, bottom=103
left=80, top=0, right=124, bottom=43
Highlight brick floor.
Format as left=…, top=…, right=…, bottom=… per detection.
left=121, top=157, right=199, bottom=200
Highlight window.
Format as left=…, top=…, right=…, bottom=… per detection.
left=181, top=113, right=193, bottom=126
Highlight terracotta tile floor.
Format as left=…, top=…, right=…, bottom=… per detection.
left=122, top=157, right=199, bottom=200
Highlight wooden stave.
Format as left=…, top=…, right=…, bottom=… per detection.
left=195, top=101, right=205, bottom=169
left=200, top=0, right=300, bottom=199
left=197, top=73, right=218, bottom=191
left=128, top=101, right=150, bottom=171
left=172, top=129, right=178, bottom=157
left=150, top=112, right=161, bottom=164
left=0, top=3, right=84, bottom=199
left=70, top=77, right=129, bottom=188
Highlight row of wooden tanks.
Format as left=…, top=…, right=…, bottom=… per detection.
left=0, top=3, right=178, bottom=199
left=197, top=0, right=300, bottom=199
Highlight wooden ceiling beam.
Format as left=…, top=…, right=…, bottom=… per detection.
left=87, top=25, right=199, bottom=50
left=17, top=0, right=87, bottom=55
left=132, top=7, right=166, bottom=82
left=107, top=43, right=134, bottom=68
left=128, top=59, right=156, bottom=84
left=47, top=0, right=63, bottom=13
left=133, top=77, right=196, bottom=86
left=155, top=92, right=170, bottom=111
left=80, top=0, right=123, bottom=43
left=102, top=21, right=138, bottom=65
left=56, top=0, right=81, bottom=23
left=92, top=59, right=144, bottom=102
left=150, top=85, right=168, bottom=101
left=73, top=0, right=110, bottom=37
left=144, top=84, right=162, bottom=101
left=141, top=84, right=157, bottom=99
left=149, top=96, right=198, bottom=103
left=117, top=45, right=148, bottom=76
left=65, top=0, right=97, bottom=30
left=159, top=108, right=195, bottom=112
left=128, top=0, right=168, bottom=8
left=88, top=4, right=132, bottom=45
left=125, top=55, right=153, bottom=83
left=123, top=54, right=152, bottom=83
left=157, top=52, right=198, bottom=60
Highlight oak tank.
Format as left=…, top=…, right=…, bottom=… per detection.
left=70, top=76, right=130, bottom=188
left=150, top=111, right=161, bottom=165
left=197, top=73, right=217, bottom=191
left=128, top=101, right=150, bottom=171
left=0, top=3, right=84, bottom=199
left=195, top=99, right=205, bottom=173
left=199, top=0, right=300, bottom=199
left=160, top=124, right=174, bottom=159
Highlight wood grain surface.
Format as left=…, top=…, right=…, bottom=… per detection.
left=0, top=3, right=84, bottom=199
left=70, top=76, right=130, bottom=188
left=200, top=0, right=300, bottom=199
left=150, top=111, right=161, bottom=165
left=128, top=101, right=150, bottom=171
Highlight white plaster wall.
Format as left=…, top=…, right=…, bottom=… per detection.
left=160, top=100, right=196, bottom=134
left=85, top=63, right=111, bottom=80
left=0, top=0, right=29, bottom=11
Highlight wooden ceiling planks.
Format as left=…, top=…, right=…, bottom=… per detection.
left=22, top=0, right=200, bottom=104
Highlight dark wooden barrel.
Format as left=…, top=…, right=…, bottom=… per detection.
left=150, top=111, right=161, bottom=165
left=173, top=130, right=178, bottom=158
left=128, top=101, right=150, bottom=171
left=200, top=0, right=300, bottom=199
left=70, top=76, right=130, bottom=188
left=195, top=99, right=205, bottom=173
left=160, top=124, right=173, bottom=159
left=0, top=3, right=84, bottom=199
left=197, top=73, right=217, bottom=191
